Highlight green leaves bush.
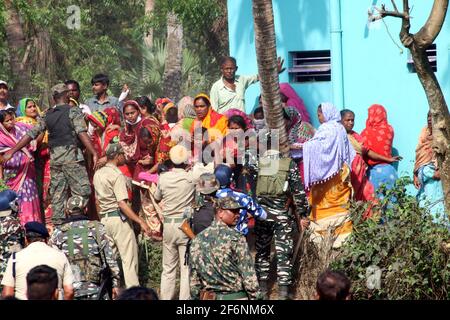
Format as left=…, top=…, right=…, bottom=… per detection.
left=332, top=177, right=449, bottom=299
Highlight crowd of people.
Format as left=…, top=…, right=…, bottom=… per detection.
left=0, top=55, right=447, bottom=301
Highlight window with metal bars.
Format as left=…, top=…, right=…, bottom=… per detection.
left=407, top=44, right=436, bottom=73
left=288, top=50, right=331, bottom=83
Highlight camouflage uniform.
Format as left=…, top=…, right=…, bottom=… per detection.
left=189, top=197, right=262, bottom=300
left=255, top=157, right=309, bottom=287
left=0, top=215, right=24, bottom=283
left=50, top=217, right=120, bottom=299
left=27, top=105, right=91, bottom=226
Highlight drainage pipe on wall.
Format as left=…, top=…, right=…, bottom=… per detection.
left=330, top=0, right=345, bottom=108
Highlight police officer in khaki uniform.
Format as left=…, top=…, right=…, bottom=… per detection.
left=93, top=143, right=151, bottom=288
left=1, top=222, right=74, bottom=300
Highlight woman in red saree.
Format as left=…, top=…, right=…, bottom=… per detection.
left=341, top=109, right=400, bottom=216
left=122, top=99, right=163, bottom=240
left=0, top=109, right=41, bottom=225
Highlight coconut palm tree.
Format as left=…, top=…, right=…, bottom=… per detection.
left=252, top=0, right=289, bottom=156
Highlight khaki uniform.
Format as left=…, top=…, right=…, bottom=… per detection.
left=1, top=242, right=74, bottom=300
left=154, top=168, right=200, bottom=300
left=93, top=163, right=139, bottom=288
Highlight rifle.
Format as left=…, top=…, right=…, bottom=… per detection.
left=179, top=218, right=195, bottom=240
left=94, top=222, right=113, bottom=300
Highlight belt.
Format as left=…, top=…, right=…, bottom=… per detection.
left=100, top=211, right=121, bottom=218
left=164, top=217, right=184, bottom=224
left=216, top=291, right=247, bottom=300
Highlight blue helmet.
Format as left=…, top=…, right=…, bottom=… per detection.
left=214, top=164, right=233, bottom=188
left=0, top=189, right=17, bottom=212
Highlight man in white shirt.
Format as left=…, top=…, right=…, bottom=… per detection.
left=209, top=57, right=284, bottom=114
left=1, top=222, right=74, bottom=300
left=0, top=80, right=15, bottom=111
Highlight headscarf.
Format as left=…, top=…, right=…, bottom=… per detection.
left=191, top=93, right=228, bottom=141
left=285, top=106, right=315, bottom=145
left=163, top=102, right=176, bottom=115
left=16, top=98, right=41, bottom=122
left=87, top=111, right=108, bottom=130
left=104, top=107, right=121, bottom=126
left=361, top=104, right=394, bottom=166
left=414, top=126, right=434, bottom=174
left=280, top=83, right=310, bottom=123
left=177, top=96, right=194, bottom=120
left=303, top=102, right=355, bottom=189
left=224, top=108, right=254, bottom=129
left=122, top=100, right=142, bottom=126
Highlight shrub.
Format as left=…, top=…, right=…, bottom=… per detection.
left=331, top=177, right=450, bottom=299
left=138, top=236, right=163, bottom=292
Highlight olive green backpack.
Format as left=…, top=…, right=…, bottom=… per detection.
left=256, top=157, right=291, bottom=197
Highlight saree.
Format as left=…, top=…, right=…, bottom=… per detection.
left=190, top=95, right=228, bottom=143
left=16, top=106, right=52, bottom=223
left=309, top=164, right=352, bottom=248
left=303, top=103, right=354, bottom=247
left=280, top=83, right=310, bottom=123
left=0, top=122, right=41, bottom=225
left=348, top=131, right=376, bottom=202
left=285, top=106, right=315, bottom=183
left=361, top=104, right=394, bottom=166
left=120, top=102, right=161, bottom=180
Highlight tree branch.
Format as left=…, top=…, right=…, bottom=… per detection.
left=369, top=3, right=408, bottom=22
left=414, top=0, right=449, bottom=48
left=400, top=0, right=412, bottom=48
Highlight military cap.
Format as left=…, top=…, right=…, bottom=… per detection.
left=51, top=83, right=69, bottom=96
left=105, top=142, right=125, bottom=158
left=196, top=173, right=219, bottom=195
left=66, top=195, right=87, bottom=214
left=216, top=196, right=244, bottom=210
left=24, top=221, right=50, bottom=238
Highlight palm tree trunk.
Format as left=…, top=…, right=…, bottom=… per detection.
left=162, top=12, right=183, bottom=102
left=252, top=0, right=289, bottom=156
left=4, top=0, right=31, bottom=103
left=144, top=0, right=155, bottom=49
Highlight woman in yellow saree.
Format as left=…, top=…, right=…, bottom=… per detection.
left=303, top=102, right=355, bottom=248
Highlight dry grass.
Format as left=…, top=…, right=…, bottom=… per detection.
left=292, top=227, right=342, bottom=300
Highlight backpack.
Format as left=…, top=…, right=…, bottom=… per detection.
left=256, top=157, right=291, bottom=197
left=60, top=221, right=102, bottom=284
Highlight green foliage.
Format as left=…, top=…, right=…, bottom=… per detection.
left=0, top=179, right=9, bottom=192
left=138, top=237, right=163, bottom=291
left=0, top=0, right=225, bottom=104
left=332, top=177, right=450, bottom=299
left=124, top=39, right=210, bottom=99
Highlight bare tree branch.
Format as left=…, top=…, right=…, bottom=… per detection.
left=414, top=0, right=449, bottom=48
left=369, top=4, right=408, bottom=21
left=391, top=0, right=399, bottom=13
left=400, top=0, right=412, bottom=47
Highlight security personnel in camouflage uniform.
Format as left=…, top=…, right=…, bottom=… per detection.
left=0, top=190, right=23, bottom=283
left=189, top=197, right=262, bottom=300
left=254, top=149, right=309, bottom=300
left=1, top=84, right=98, bottom=227
left=50, top=196, right=120, bottom=300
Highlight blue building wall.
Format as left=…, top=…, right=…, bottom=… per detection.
left=227, top=0, right=450, bottom=178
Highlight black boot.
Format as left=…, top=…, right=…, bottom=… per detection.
left=278, top=285, right=290, bottom=300
left=259, top=280, right=269, bottom=299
